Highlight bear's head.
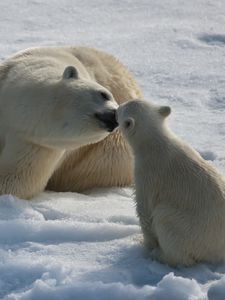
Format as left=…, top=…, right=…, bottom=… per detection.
left=0, top=64, right=118, bottom=149
left=117, top=100, right=171, bottom=148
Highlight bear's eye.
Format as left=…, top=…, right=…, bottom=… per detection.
left=100, top=91, right=110, bottom=101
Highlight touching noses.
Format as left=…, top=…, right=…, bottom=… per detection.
left=95, top=109, right=118, bottom=132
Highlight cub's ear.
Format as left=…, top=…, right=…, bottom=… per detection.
left=63, top=66, right=79, bottom=79
left=123, top=117, right=135, bottom=130
left=158, top=106, right=171, bottom=118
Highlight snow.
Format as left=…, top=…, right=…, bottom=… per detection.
left=0, top=0, right=225, bottom=299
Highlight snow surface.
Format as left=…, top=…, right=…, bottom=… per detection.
left=0, top=0, right=225, bottom=299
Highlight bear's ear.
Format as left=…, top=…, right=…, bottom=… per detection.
left=158, top=106, right=171, bottom=118
left=123, top=117, right=135, bottom=131
left=63, top=66, right=79, bottom=80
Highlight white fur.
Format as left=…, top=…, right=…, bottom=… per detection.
left=118, top=100, right=225, bottom=266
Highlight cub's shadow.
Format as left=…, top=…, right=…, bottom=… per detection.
left=81, top=242, right=225, bottom=287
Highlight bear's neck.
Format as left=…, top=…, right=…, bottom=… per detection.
left=0, top=136, right=64, bottom=199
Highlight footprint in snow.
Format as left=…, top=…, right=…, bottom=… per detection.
left=198, top=33, right=225, bottom=46
left=199, top=150, right=217, bottom=161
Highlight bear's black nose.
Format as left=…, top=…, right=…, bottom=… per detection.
left=95, top=109, right=118, bottom=132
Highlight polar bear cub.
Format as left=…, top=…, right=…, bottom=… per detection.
left=117, top=100, right=225, bottom=266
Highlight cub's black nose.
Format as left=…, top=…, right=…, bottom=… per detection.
left=95, top=109, right=118, bottom=132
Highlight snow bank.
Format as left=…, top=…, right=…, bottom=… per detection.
left=1, top=190, right=225, bottom=300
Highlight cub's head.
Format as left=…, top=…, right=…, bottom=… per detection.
left=0, top=64, right=118, bottom=149
left=117, top=100, right=171, bottom=148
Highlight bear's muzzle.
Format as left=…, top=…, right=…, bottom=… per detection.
left=95, top=109, right=118, bottom=132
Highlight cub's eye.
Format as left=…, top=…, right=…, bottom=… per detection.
left=124, top=119, right=132, bottom=129
left=100, top=91, right=110, bottom=101
left=123, top=117, right=135, bottom=130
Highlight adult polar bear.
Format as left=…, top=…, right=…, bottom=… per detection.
left=0, top=46, right=142, bottom=199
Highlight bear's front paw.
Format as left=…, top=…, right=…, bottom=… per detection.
left=149, top=247, right=166, bottom=264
